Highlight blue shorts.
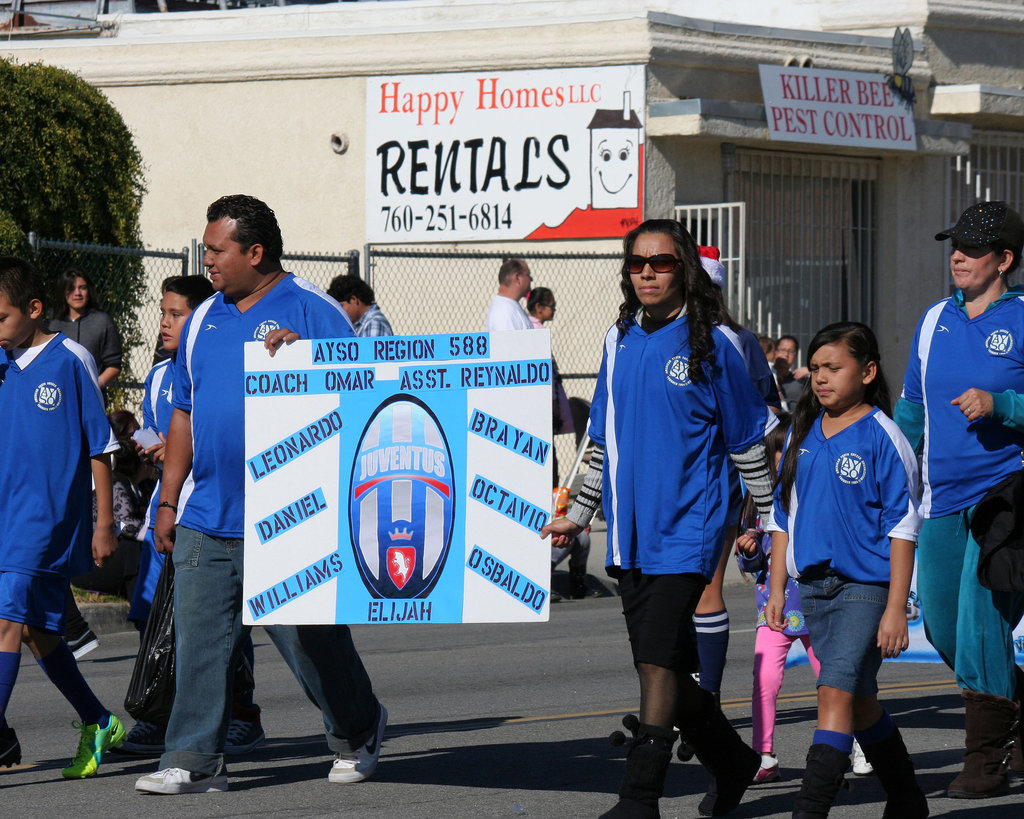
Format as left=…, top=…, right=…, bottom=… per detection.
left=0, top=570, right=69, bottom=633
left=798, top=571, right=887, bottom=696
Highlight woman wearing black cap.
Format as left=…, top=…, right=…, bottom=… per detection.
left=895, top=200, right=1024, bottom=798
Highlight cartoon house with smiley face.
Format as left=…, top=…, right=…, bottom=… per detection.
left=589, top=92, right=642, bottom=210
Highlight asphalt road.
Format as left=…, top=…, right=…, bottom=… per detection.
left=3, top=558, right=1023, bottom=817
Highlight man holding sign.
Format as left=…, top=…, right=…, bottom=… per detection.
left=135, top=195, right=385, bottom=795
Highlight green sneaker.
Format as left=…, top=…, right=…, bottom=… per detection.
left=62, top=714, right=126, bottom=779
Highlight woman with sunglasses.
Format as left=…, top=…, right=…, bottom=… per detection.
left=542, top=219, right=777, bottom=818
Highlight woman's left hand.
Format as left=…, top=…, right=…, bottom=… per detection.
left=952, top=388, right=994, bottom=422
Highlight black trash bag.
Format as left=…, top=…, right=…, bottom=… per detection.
left=124, top=557, right=176, bottom=723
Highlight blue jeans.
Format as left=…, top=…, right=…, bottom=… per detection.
left=917, top=510, right=1024, bottom=698
left=161, top=526, right=378, bottom=776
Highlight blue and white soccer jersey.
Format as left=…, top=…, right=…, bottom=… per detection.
left=0, top=334, right=118, bottom=578
left=589, top=317, right=778, bottom=578
left=141, top=357, right=175, bottom=530
left=902, top=294, right=1024, bottom=517
left=768, top=408, right=921, bottom=584
left=174, top=274, right=353, bottom=538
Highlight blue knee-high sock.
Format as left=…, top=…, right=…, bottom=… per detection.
left=854, top=709, right=895, bottom=747
left=36, top=642, right=107, bottom=727
left=0, top=650, right=20, bottom=730
left=813, top=729, right=854, bottom=754
left=693, top=610, right=729, bottom=694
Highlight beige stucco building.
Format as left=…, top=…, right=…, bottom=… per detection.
left=3, top=0, right=1023, bottom=392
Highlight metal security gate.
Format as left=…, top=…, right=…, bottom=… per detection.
left=674, top=201, right=746, bottom=322
left=732, top=149, right=879, bottom=356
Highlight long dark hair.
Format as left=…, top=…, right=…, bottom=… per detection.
left=56, top=265, right=97, bottom=318
left=778, top=322, right=891, bottom=510
left=616, top=219, right=723, bottom=383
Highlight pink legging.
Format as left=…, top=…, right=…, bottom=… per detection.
left=751, top=626, right=821, bottom=753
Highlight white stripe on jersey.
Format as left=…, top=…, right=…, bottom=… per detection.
left=915, top=301, right=945, bottom=517
left=291, top=275, right=356, bottom=332
left=60, top=337, right=119, bottom=455
left=603, top=325, right=621, bottom=567
left=873, top=411, right=922, bottom=541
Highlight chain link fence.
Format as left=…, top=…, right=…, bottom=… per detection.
left=27, top=235, right=358, bottom=414
left=367, top=246, right=623, bottom=482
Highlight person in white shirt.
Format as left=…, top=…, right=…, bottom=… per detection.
left=486, top=258, right=533, bottom=331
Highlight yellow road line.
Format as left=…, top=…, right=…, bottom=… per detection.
left=506, top=679, right=958, bottom=725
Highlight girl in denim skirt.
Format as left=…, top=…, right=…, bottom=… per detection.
left=765, top=322, right=928, bottom=818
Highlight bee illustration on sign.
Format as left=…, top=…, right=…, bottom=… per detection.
left=885, top=27, right=916, bottom=111
left=349, top=394, right=455, bottom=599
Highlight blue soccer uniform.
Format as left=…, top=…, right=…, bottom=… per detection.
left=901, top=292, right=1024, bottom=517
left=174, top=274, right=353, bottom=538
left=0, top=335, right=118, bottom=622
left=768, top=407, right=921, bottom=582
left=589, top=317, right=778, bottom=578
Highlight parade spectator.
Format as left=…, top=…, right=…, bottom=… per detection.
left=135, top=195, right=384, bottom=795
left=774, top=334, right=806, bottom=411
left=48, top=266, right=123, bottom=392
left=542, top=219, right=776, bottom=817
left=767, top=321, right=926, bottom=818
left=327, top=274, right=392, bottom=337
left=895, top=200, right=1024, bottom=798
left=486, top=257, right=533, bottom=331
left=0, top=257, right=125, bottom=777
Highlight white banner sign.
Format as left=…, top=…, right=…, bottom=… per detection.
left=366, top=65, right=645, bottom=242
left=759, top=64, right=916, bottom=151
left=242, top=331, right=553, bottom=625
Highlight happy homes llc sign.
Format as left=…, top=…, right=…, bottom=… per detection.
left=365, top=66, right=646, bottom=242
left=759, top=64, right=915, bottom=151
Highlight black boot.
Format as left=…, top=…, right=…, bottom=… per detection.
left=599, top=723, right=676, bottom=818
left=678, top=691, right=759, bottom=816
left=859, top=727, right=928, bottom=818
left=792, top=744, right=850, bottom=818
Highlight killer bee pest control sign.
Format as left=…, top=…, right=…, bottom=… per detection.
left=242, top=330, right=553, bottom=625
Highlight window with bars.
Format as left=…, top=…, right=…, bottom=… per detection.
left=947, top=130, right=1024, bottom=220
left=734, top=149, right=879, bottom=355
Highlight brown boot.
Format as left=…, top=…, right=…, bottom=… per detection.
left=947, top=688, right=1018, bottom=798
left=1011, top=667, right=1024, bottom=774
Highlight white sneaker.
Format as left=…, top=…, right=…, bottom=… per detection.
left=851, top=740, right=873, bottom=776
left=329, top=704, right=387, bottom=784
left=135, top=767, right=228, bottom=794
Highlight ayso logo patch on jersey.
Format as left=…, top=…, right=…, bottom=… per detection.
left=253, top=320, right=281, bottom=341
left=34, top=381, right=62, bottom=411
left=349, top=394, right=455, bottom=599
left=835, top=452, right=866, bottom=485
left=664, top=355, right=691, bottom=386
left=985, top=329, right=1013, bottom=356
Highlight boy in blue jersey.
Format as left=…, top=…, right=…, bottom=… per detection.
left=120, top=274, right=215, bottom=755
left=135, top=195, right=381, bottom=796
left=0, top=257, right=126, bottom=776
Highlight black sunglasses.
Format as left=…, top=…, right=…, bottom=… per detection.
left=625, top=254, right=680, bottom=274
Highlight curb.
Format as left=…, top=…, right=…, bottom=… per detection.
left=78, top=602, right=134, bottom=637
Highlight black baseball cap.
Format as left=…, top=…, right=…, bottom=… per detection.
left=936, top=201, right=1024, bottom=254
